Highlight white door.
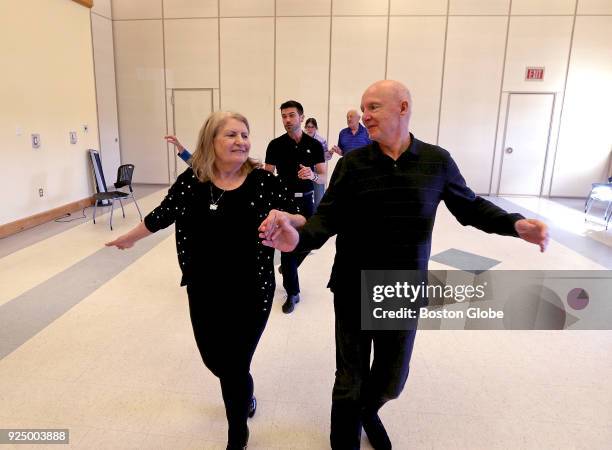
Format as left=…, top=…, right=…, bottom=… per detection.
left=498, top=93, right=554, bottom=196
left=171, top=89, right=214, bottom=179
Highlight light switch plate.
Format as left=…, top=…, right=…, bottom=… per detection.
left=32, top=134, right=41, bottom=149
left=69, top=131, right=77, bottom=144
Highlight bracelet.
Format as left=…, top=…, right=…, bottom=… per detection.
left=312, top=173, right=319, bottom=183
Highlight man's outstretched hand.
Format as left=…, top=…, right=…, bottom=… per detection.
left=515, top=219, right=549, bottom=252
left=258, top=209, right=299, bottom=252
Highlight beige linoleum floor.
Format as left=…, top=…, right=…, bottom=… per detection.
left=0, top=189, right=610, bottom=449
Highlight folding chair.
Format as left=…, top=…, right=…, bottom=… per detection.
left=584, top=177, right=612, bottom=230
left=93, top=164, right=143, bottom=230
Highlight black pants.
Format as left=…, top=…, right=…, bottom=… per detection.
left=281, top=193, right=315, bottom=295
left=187, top=284, right=270, bottom=445
left=330, top=292, right=417, bottom=450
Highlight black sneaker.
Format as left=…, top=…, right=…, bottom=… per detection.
left=248, top=396, right=257, bottom=418
left=282, top=294, right=300, bottom=314
left=362, top=412, right=392, bottom=450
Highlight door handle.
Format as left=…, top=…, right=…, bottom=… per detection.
left=505, top=147, right=513, bottom=154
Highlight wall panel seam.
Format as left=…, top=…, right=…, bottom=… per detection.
left=435, top=0, right=450, bottom=146
left=326, top=1, right=334, bottom=146
left=548, top=0, right=579, bottom=196
left=161, top=1, right=170, bottom=183
left=217, top=0, right=222, bottom=110
left=111, top=10, right=123, bottom=165
left=91, top=11, right=111, bottom=20
left=489, top=2, right=512, bottom=195
left=113, top=18, right=164, bottom=21
left=163, top=17, right=218, bottom=21
left=273, top=1, right=277, bottom=138
left=384, top=0, right=391, bottom=79
left=90, top=12, right=102, bottom=158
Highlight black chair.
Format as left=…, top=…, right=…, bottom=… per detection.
left=584, top=176, right=612, bottom=230
left=93, top=164, right=143, bottom=230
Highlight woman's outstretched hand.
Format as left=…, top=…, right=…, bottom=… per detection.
left=105, top=222, right=153, bottom=250
left=105, top=234, right=137, bottom=250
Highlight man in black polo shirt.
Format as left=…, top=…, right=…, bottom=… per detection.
left=265, top=100, right=326, bottom=314
left=260, top=81, right=549, bottom=449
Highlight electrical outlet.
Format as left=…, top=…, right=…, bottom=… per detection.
left=38, top=188, right=44, bottom=197
left=32, top=134, right=41, bottom=149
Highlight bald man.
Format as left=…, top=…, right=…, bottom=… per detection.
left=260, top=80, right=549, bottom=449
left=332, top=109, right=372, bottom=156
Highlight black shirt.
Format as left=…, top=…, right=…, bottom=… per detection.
left=298, top=135, right=524, bottom=293
left=144, top=168, right=293, bottom=309
left=193, top=182, right=257, bottom=289
left=265, top=132, right=325, bottom=193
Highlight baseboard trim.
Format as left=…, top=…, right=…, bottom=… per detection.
left=0, top=197, right=95, bottom=239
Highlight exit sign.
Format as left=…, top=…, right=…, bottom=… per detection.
left=525, top=67, right=545, bottom=81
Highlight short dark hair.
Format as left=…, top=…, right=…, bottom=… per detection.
left=280, top=100, right=304, bottom=115
left=305, top=118, right=318, bottom=129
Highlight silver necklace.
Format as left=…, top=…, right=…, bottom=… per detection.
left=209, top=184, right=226, bottom=211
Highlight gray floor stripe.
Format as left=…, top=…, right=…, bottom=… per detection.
left=488, top=197, right=612, bottom=269
left=430, top=248, right=501, bottom=274
left=0, top=226, right=174, bottom=360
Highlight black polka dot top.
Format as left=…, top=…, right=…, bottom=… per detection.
left=144, top=168, right=296, bottom=308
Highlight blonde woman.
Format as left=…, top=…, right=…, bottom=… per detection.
left=107, top=111, right=305, bottom=450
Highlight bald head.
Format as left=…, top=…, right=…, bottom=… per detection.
left=346, top=109, right=361, bottom=130
left=360, top=80, right=413, bottom=150
left=363, top=80, right=412, bottom=120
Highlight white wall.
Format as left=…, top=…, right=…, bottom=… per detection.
left=0, top=0, right=99, bottom=225
left=387, top=16, right=446, bottom=144
left=5, top=0, right=611, bottom=226
left=552, top=16, right=612, bottom=196
left=220, top=18, right=274, bottom=161
left=108, top=0, right=612, bottom=196
left=91, top=4, right=121, bottom=182
left=275, top=16, right=331, bottom=139
left=438, top=16, right=508, bottom=194
left=113, top=20, right=168, bottom=184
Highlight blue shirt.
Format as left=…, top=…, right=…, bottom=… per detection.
left=337, top=123, right=371, bottom=156
left=178, top=149, right=192, bottom=165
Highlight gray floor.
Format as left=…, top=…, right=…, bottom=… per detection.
left=0, top=184, right=168, bottom=258
left=491, top=196, right=611, bottom=269
left=550, top=197, right=587, bottom=213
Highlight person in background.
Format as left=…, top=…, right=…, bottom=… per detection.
left=109, top=112, right=305, bottom=450
left=264, top=100, right=326, bottom=314
left=331, top=109, right=372, bottom=157
left=304, top=117, right=332, bottom=209
left=165, top=135, right=192, bottom=165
